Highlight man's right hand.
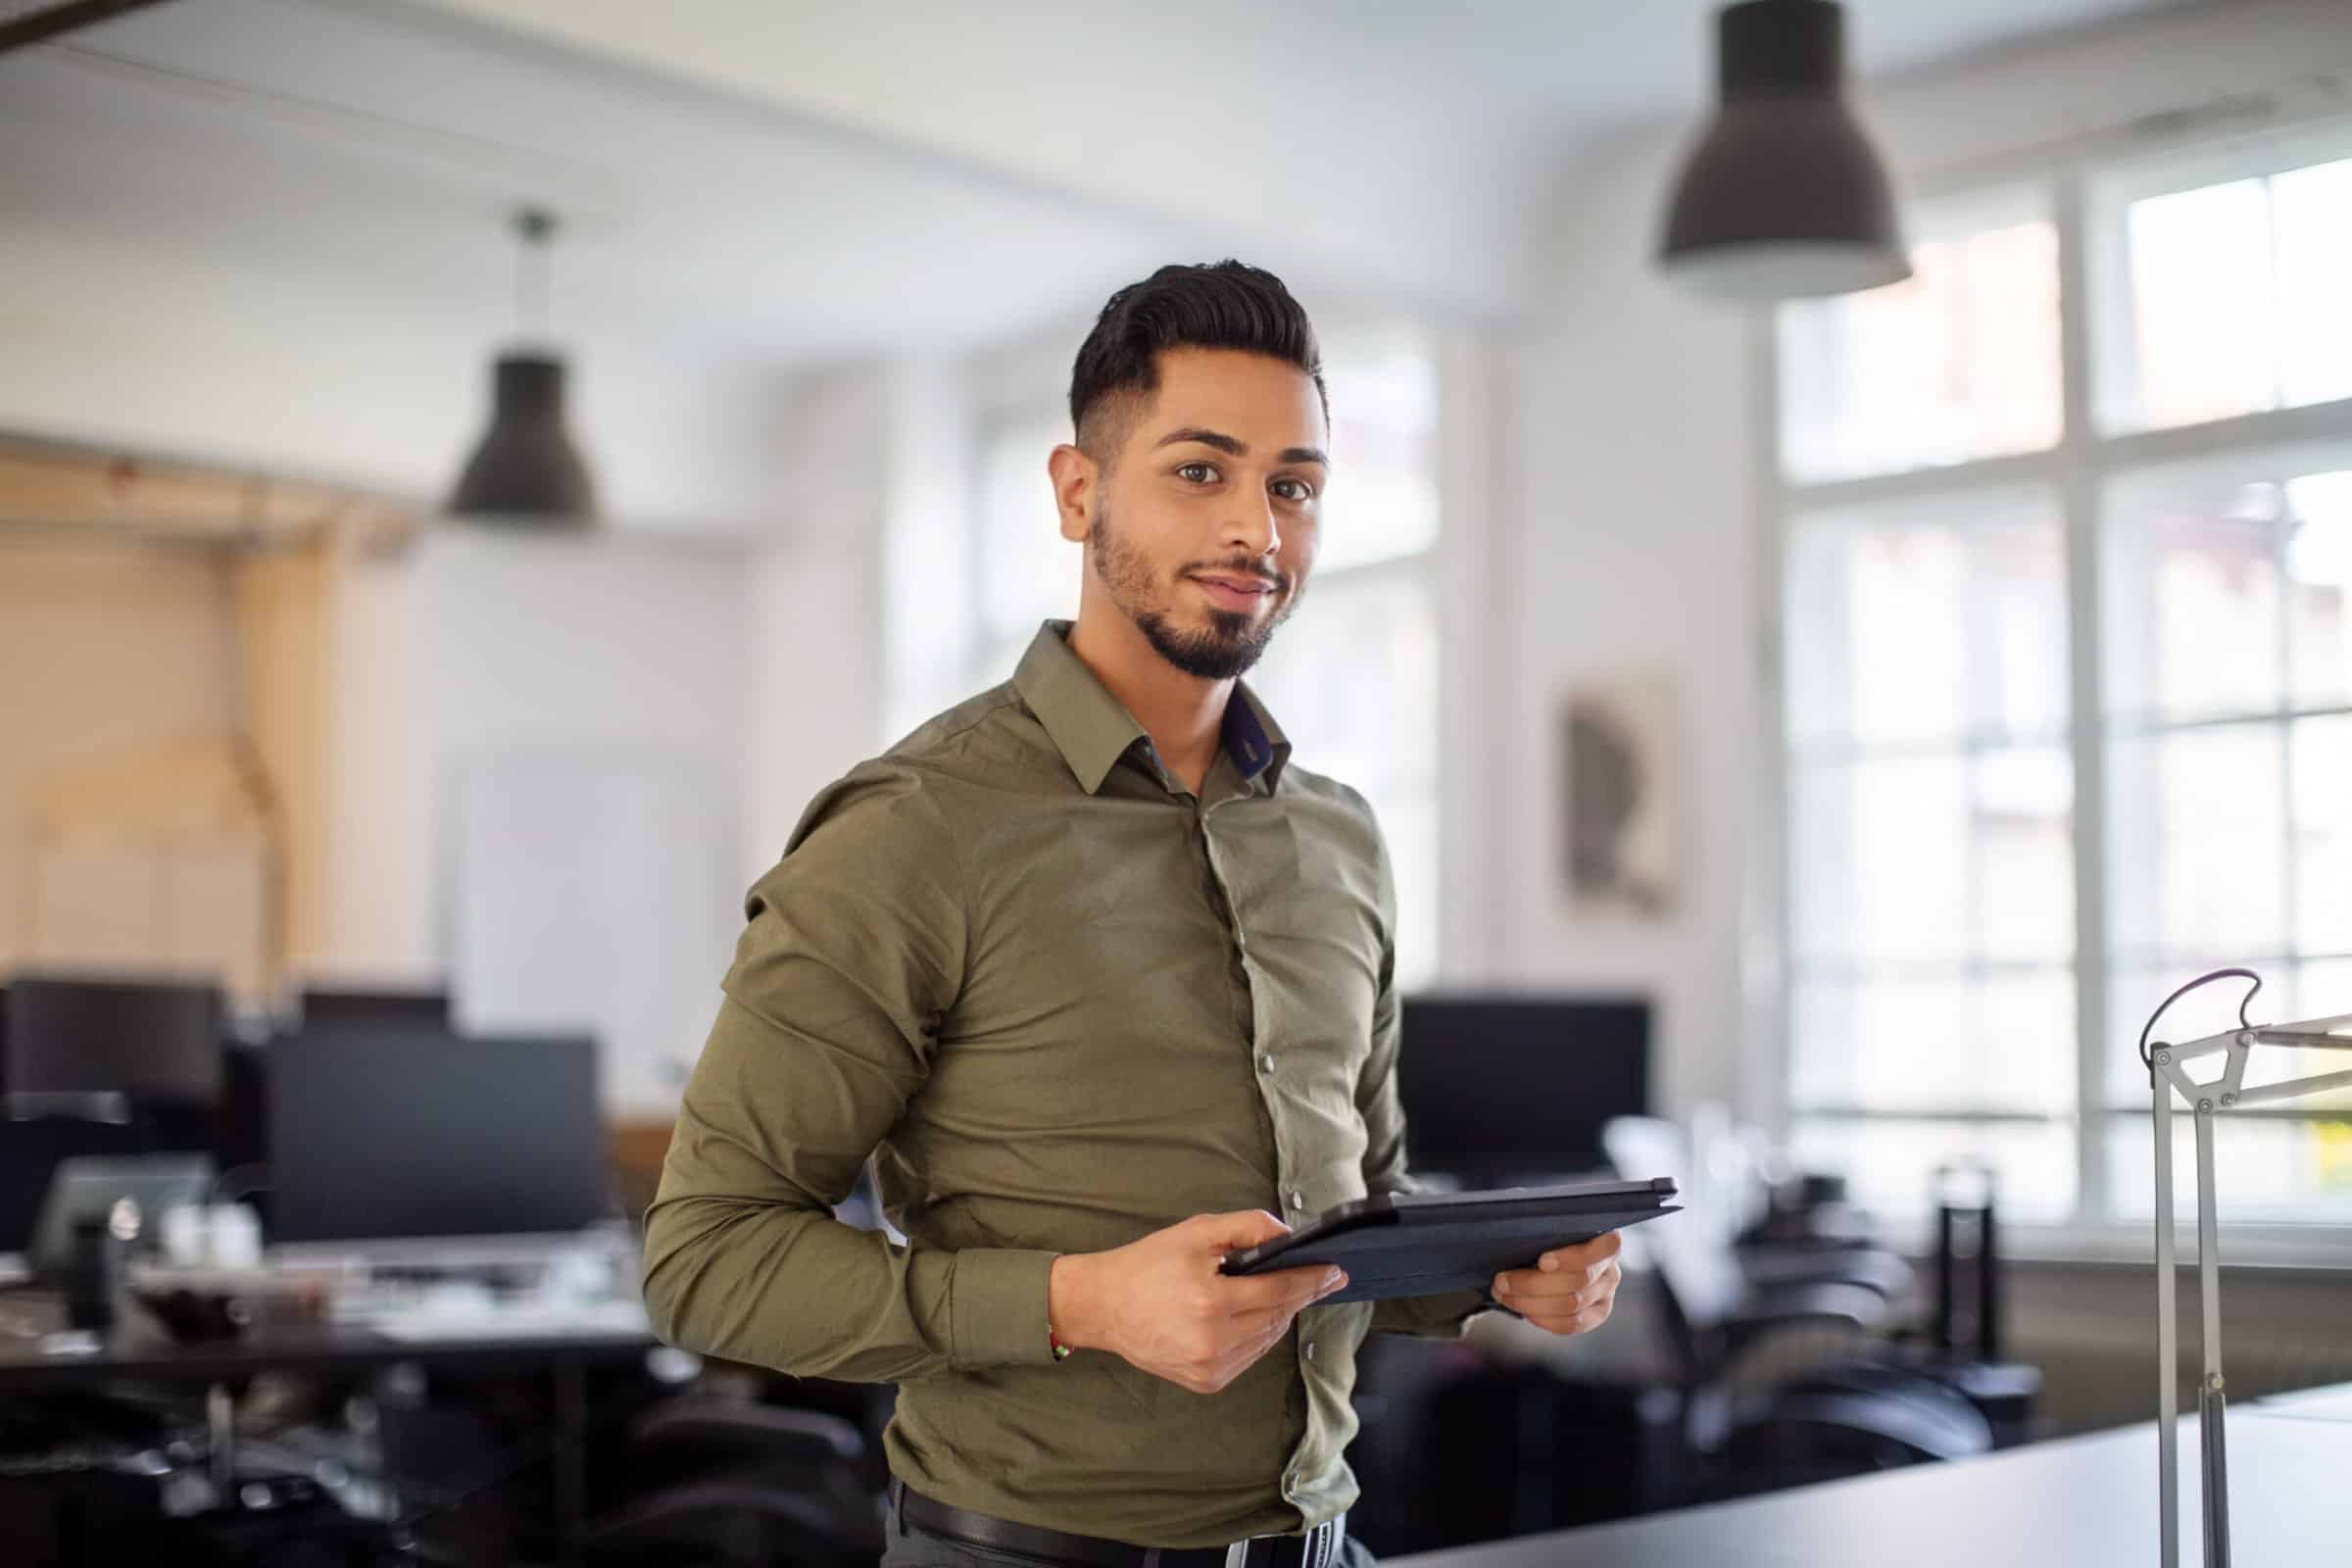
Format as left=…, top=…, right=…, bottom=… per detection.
left=1047, top=1210, right=1348, bottom=1396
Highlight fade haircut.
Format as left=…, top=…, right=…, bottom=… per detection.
left=1067, top=260, right=1328, bottom=467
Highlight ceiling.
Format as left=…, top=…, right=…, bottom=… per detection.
left=387, top=0, right=2205, bottom=315
left=4, top=0, right=2211, bottom=381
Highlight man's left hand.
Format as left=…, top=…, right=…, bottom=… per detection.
left=1491, top=1230, right=1623, bottom=1337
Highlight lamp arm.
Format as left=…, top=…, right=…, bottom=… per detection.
left=2146, top=1008, right=2350, bottom=1568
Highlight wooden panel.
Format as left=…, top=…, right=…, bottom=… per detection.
left=609, top=1118, right=676, bottom=1218
left=0, top=436, right=421, bottom=548
left=0, top=445, right=249, bottom=531
left=235, top=543, right=330, bottom=974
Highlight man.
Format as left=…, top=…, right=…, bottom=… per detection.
left=643, top=261, right=1623, bottom=1567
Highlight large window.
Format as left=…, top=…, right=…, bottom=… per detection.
left=1772, top=125, right=2352, bottom=1230
left=968, top=327, right=1443, bottom=990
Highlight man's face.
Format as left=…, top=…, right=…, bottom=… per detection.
left=1070, top=347, right=1328, bottom=680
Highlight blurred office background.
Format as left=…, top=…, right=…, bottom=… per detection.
left=3, top=0, right=2352, bottom=1563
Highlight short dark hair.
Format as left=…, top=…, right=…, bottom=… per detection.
left=1067, top=260, right=1327, bottom=465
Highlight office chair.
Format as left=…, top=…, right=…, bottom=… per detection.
left=1601, top=1117, right=1991, bottom=1497
left=584, top=1394, right=883, bottom=1567
left=1602, top=1115, right=1916, bottom=1304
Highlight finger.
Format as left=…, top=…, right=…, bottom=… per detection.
left=1226, top=1300, right=1301, bottom=1337
left=1510, top=1257, right=1612, bottom=1292
left=1495, top=1256, right=1619, bottom=1305
left=1227, top=1266, right=1349, bottom=1336
left=1534, top=1231, right=1624, bottom=1280
left=1220, top=1264, right=1346, bottom=1316
left=1198, top=1209, right=1294, bottom=1252
left=1525, top=1298, right=1615, bottom=1337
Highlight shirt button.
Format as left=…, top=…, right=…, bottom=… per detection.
left=1304, top=1341, right=1317, bottom=1363
left=1289, top=1191, right=1306, bottom=1211
left=1259, top=1053, right=1276, bottom=1073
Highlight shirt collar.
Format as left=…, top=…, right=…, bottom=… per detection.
left=1221, top=676, right=1291, bottom=791
left=1013, top=620, right=1293, bottom=796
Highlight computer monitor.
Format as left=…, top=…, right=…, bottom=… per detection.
left=267, top=1027, right=610, bottom=1244
left=1396, top=995, right=1651, bottom=1184
left=5, top=976, right=225, bottom=1108
left=297, top=987, right=451, bottom=1032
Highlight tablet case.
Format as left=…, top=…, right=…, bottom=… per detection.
left=1218, top=1176, right=1680, bottom=1305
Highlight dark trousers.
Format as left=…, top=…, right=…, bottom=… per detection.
left=879, top=1494, right=1379, bottom=1568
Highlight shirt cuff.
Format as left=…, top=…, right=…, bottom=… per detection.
left=950, top=1248, right=1062, bottom=1368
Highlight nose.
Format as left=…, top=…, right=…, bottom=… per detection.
left=1223, top=491, right=1281, bottom=563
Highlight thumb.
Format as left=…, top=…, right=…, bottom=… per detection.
left=1193, top=1208, right=1293, bottom=1253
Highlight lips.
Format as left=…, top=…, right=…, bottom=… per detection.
left=1191, top=572, right=1278, bottom=612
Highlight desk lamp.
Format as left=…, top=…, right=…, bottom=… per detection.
left=2139, top=967, right=2352, bottom=1568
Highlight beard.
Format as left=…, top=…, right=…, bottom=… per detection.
left=1089, top=504, right=1299, bottom=680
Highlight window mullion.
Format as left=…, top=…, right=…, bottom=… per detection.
left=2277, top=493, right=2299, bottom=999
left=2057, top=166, right=2112, bottom=1223
left=1751, top=307, right=1794, bottom=1148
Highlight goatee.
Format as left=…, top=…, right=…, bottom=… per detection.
left=1089, top=506, right=1297, bottom=680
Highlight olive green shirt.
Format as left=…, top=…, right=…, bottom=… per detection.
left=643, top=619, right=1488, bottom=1549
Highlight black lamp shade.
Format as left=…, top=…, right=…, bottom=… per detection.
left=1660, top=0, right=1910, bottom=301
left=447, top=353, right=597, bottom=523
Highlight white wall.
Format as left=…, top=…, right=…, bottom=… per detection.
left=1486, top=143, right=1757, bottom=1124
left=1489, top=0, right=2352, bottom=1127
left=0, top=210, right=788, bottom=532
left=742, top=365, right=897, bottom=867
left=880, top=358, right=983, bottom=745
left=303, top=528, right=760, bottom=1111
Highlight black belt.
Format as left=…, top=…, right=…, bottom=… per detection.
left=893, top=1480, right=1347, bottom=1568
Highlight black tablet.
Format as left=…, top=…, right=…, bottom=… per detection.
left=1218, top=1176, right=1680, bottom=1305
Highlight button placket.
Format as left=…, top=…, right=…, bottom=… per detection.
left=1207, top=804, right=1300, bottom=1237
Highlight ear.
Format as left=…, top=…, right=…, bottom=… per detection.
left=1049, top=443, right=1098, bottom=543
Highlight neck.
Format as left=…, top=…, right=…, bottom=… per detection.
left=1065, top=600, right=1231, bottom=795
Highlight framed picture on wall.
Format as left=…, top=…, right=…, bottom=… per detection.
left=1559, top=664, right=1686, bottom=922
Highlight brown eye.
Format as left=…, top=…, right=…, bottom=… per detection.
left=1177, top=462, right=1219, bottom=484
left=1271, top=477, right=1316, bottom=503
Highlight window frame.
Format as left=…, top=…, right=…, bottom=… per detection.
left=1757, top=115, right=2352, bottom=1254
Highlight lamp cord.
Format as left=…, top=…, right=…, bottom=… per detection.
left=2137, top=966, right=2264, bottom=1082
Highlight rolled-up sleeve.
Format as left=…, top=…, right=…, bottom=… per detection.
left=641, top=762, right=1059, bottom=1380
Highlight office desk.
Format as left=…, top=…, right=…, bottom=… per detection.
left=2254, top=1378, right=2352, bottom=1424
left=0, top=1302, right=655, bottom=1391
left=0, top=1295, right=658, bottom=1565
left=1389, top=1411, right=2352, bottom=1566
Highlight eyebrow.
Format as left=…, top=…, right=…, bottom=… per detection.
left=1152, top=426, right=1330, bottom=467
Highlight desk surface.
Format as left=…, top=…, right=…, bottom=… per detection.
left=1390, top=1411, right=2352, bottom=1567
left=2255, top=1379, right=2352, bottom=1424
left=0, top=1298, right=656, bottom=1392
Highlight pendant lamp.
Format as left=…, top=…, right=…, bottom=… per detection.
left=1659, top=0, right=1910, bottom=302
left=448, top=208, right=598, bottom=523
